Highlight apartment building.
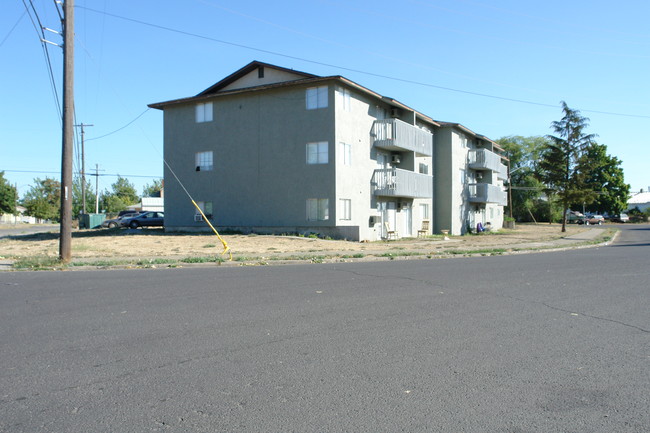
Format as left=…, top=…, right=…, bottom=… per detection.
left=149, top=61, right=506, bottom=241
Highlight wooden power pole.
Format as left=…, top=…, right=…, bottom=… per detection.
left=59, top=0, right=74, bottom=263
left=74, top=122, right=93, bottom=214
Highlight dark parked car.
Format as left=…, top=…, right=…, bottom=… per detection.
left=101, top=212, right=141, bottom=229
left=610, top=213, right=629, bottom=223
left=122, top=211, right=164, bottom=229
left=566, top=211, right=585, bottom=224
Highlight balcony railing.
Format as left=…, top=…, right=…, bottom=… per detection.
left=468, top=183, right=507, bottom=205
left=372, top=168, right=432, bottom=198
left=372, top=119, right=433, bottom=156
left=468, top=149, right=504, bottom=172
left=497, top=163, right=508, bottom=181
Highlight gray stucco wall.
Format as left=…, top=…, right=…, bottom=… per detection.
left=433, top=127, right=453, bottom=234
left=163, top=84, right=337, bottom=232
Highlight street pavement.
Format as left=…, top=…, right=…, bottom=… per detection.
left=0, top=225, right=648, bottom=432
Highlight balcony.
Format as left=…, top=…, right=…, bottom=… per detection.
left=497, top=162, right=508, bottom=181
left=468, top=183, right=507, bottom=205
left=372, top=119, right=433, bottom=156
left=468, top=149, right=504, bottom=173
left=372, top=168, right=432, bottom=198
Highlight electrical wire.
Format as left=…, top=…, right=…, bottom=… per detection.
left=75, top=5, right=650, bottom=120
left=85, top=108, right=151, bottom=141
left=22, top=0, right=62, bottom=122
left=1, top=169, right=161, bottom=179
left=0, top=10, right=27, bottom=48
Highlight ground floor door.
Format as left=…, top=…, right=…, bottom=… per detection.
left=378, top=201, right=397, bottom=239
left=402, top=203, right=412, bottom=237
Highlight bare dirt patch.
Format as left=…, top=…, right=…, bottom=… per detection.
left=0, top=223, right=596, bottom=264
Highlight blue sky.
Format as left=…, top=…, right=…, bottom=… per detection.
left=2, top=0, right=649, bottom=199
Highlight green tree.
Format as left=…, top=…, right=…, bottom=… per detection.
left=142, top=179, right=163, bottom=197
left=537, top=102, right=597, bottom=232
left=72, top=176, right=97, bottom=216
left=572, top=143, right=630, bottom=215
left=0, top=171, right=17, bottom=215
left=99, top=176, right=138, bottom=213
left=497, top=136, right=548, bottom=222
left=23, top=177, right=61, bottom=222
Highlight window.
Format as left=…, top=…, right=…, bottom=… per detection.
left=419, top=163, right=428, bottom=175
left=306, top=141, right=328, bottom=164
left=307, top=198, right=329, bottom=221
left=195, top=151, right=213, bottom=171
left=337, top=87, right=351, bottom=111
left=195, top=102, right=213, bottom=123
left=195, top=201, right=213, bottom=220
left=341, top=142, right=351, bottom=166
left=340, top=199, right=351, bottom=220
left=306, top=86, right=328, bottom=110
left=420, top=203, right=429, bottom=220
left=460, top=169, right=466, bottom=184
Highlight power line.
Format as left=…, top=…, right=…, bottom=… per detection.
left=85, top=108, right=151, bottom=141
left=1, top=169, right=161, bottom=179
left=0, top=10, right=27, bottom=48
left=75, top=5, right=650, bottom=120
left=22, top=0, right=62, bottom=122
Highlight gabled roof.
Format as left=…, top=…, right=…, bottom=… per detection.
left=436, top=121, right=506, bottom=155
left=148, top=61, right=450, bottom=129
left=196, top=61, right=317, bottom=96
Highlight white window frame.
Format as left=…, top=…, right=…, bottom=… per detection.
left=306, top=141, right=328, bottom=164
left=420, top=203, right=429, bottom=220
left=341, top=142, right=351, bottom=166
left=195, top=151, right=213, bottom=171
left=195, top=201, right=213, bottom=220
left=419, top=163, right=428, bottom=175
left=339, top=199, right=351, bottom=220
left=195, top=102, right=213, bottom=123
left=306, top=86, right=328, bottom=110
left=337, top=87, right=351, bottom=111
left=307, top=198, right=329, bottom=221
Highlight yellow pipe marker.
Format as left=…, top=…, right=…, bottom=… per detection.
left=191, top=200, right=232, bottom=261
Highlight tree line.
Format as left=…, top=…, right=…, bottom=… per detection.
left=0, top=173, right=162, bottom=222
left=498, top=102, right=631, bottom=232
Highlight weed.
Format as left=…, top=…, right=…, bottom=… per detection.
left=13, top=255, right=63, bottom=270
left=340, top=253, right=365, bottom=259
left=180, top=256, right=225, bottom=264
left=136, top=258, right=176, bottom=265
left=233, top=256, right=261, bottom=262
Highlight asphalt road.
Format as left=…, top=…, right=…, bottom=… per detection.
left=0, top=224, right=59, bottom=239
left=1, top=225, right=648, bottom=432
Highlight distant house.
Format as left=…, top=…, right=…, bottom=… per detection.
left=0, top=206, right=37, bottom=224
left=628, top=191, right=650, bottom=212
left=148, top=61, right=507, bottom=240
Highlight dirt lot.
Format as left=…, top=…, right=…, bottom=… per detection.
left=0, top=223, right=610, bottom=268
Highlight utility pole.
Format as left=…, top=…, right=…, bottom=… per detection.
left=59, top=0, right=74, bottom=263
left=92, top=164, right=105, bottom=214
left=74, top=122, right=93, bottom=214
left=507, top=159, right=513, bottom=220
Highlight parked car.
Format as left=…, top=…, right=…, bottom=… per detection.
left=610, top=213, right=629, bottom=223
left=101, top=212, right=141, bottom=229
left=121, top=211, right=164, bottom=229
left=582, top=214, right=605, bottom=225
left=566, top=211, right=585, bottom=224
